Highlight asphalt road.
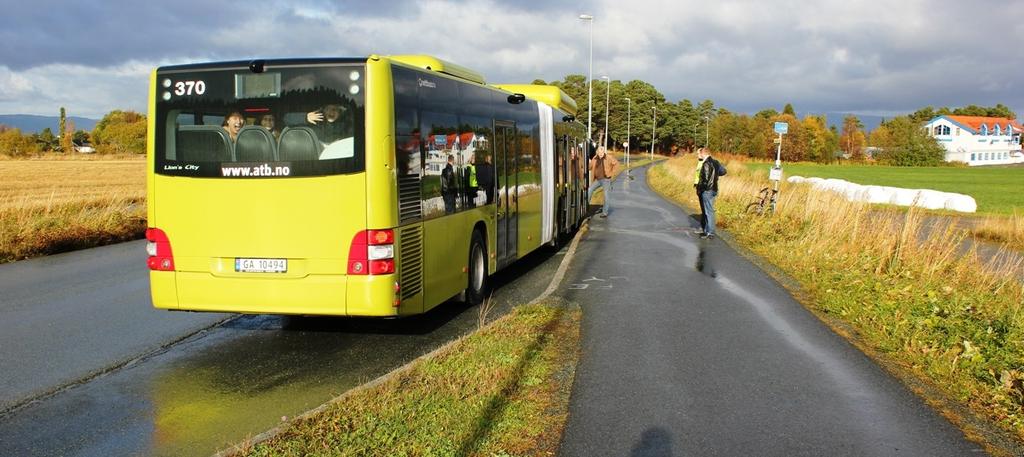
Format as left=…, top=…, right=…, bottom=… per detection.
left=558, top=166, right=987, bottom=456
left=0, top=235, right=565, bottom=456
left=0, top=240, right=228, bottom=413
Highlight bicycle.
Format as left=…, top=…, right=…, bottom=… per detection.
left=745, top=186, right=778, bottom=215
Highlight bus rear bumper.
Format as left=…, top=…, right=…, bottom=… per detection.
left=149, top=271, right=400, bottom=317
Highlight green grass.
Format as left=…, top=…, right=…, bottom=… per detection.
left=746, top=162, right=1024, bottom=215
left=232, top=302, right=581, bottom=457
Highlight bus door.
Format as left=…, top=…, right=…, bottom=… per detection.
left=495, top=121, right=517, bottom=268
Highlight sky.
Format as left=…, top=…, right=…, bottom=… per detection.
left=1, top=0, right=1022, bottom=120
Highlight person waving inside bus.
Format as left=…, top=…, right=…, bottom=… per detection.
left=306, top=103, right=353, bottom=143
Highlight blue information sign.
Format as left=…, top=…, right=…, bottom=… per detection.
left=774, top=122, right=789, bottom=134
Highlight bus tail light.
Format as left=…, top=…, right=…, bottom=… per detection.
left=146, top=228, right=175, bottom=271
left=348, top=229, right=395, bottom=275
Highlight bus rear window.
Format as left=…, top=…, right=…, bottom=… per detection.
left=155, top=64, right=365, bottom=177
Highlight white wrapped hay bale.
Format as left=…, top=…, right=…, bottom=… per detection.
left=863, top=185, right=893, bottom=204
left=944, top=194, right=977, bottom=213
left=915, top=189, right=948, bottom=210
left=889, top=188, right=919, bottom=206
left=782, top=175, right=976, bottom=213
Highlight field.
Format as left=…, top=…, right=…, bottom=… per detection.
left=745, top=162, right=1024, bottom=215
left=0, top=158, right=147, bottom=262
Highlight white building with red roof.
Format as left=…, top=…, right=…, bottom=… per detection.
left=925, top=115, right=1023, bottom=166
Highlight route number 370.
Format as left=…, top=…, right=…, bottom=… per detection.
left=174, top=80, right=206, bottom=96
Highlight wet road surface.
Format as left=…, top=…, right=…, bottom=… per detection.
left=0, top=239, right=565, bottom=456
left=0, top=240, right=227, bottom=413
left=558, top=166, right=986, bottom=456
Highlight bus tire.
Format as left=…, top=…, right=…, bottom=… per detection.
left=465, top=229, right=488, bottom=306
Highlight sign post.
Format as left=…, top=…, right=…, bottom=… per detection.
left=770, top=122, right=788, bottom=208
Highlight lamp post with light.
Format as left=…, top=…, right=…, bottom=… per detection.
left=650, top=104, right=657, bottom=161
left=579, top=14, right=594, bottom=153
left=625, top=97, right=631, bottom=172
left=704, top=115, right=710, bottom=149
left=601, top=75, right=610, bottom=149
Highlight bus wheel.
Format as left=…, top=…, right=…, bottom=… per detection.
left=465, top=230, right=488, bottom=305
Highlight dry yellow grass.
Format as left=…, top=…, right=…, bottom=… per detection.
left=0, top=158, right=147, bottom=262
left=974, top=211, right=1024, bottom=252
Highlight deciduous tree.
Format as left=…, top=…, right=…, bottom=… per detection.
left=0, top=128, right=40, bottom=157
left=872, top=117, right=945, bottom=166
left=92, top=110, right=146, bottom=154
left=840, top=115, right=867, bottom=161
left=34, top=128, right=58, bottom=151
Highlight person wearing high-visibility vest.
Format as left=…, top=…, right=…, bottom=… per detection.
left=465, top=153, right=478, bottom=208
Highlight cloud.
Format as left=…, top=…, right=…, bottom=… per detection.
left=1, top=0, right=1022, bottom=118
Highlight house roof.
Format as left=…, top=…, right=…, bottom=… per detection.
left=935, top=115, right=1023, bottom=134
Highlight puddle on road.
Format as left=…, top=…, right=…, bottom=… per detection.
left=695, top=246, right=718, bottom=278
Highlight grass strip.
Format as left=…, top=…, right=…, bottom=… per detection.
left=0, top=196, right=146, bottom=262
left=651, top=156, right=1024, bottom=455
left=973, top=212, right=1024, bottom=252
left=230, top=302, right=581, bottom=457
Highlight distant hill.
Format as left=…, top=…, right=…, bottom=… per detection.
left=0, top=114, right=98, bottom=133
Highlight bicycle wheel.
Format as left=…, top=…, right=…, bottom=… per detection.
left=746, top=201, right=764, bottom=215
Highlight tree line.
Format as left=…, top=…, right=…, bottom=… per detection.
left=540, top=75, right=1018, bottom=166
left=0, top=108, right=146, bottom=157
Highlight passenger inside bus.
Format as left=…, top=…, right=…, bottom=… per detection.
left=222, top=111, right=245, bottom=142
left=307, top=103, right=355, bottom=159
left=306, top=104, right=353, bottom=143
left=258, top=113, right=279, bottom=138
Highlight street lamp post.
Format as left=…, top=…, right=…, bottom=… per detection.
left=579, top=14, right=594, bottom=153
left=650, top=105, right=657, bottom=161
left=704, top=115, right=710, bottom=149
left=601, top=75, right=610, bottom=149
left=625, top=97, right=631, bottom=172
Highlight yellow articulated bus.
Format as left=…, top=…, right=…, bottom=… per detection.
left=147, top=55, right=588, bottom=317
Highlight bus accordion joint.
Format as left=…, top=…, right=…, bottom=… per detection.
left=146, top=228, right=175, bottom=271
left=348, top=229, right=395, bottom=275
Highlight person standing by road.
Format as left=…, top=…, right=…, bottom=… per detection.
left=441, top=154, right=457, bottom=213
left=694, top=147, right=721, bottom=238
left=464, top=153, right=478, bottom=208
left=477, top=153, right=495, bottom=205
left=588, top=146, right=619, bottom=218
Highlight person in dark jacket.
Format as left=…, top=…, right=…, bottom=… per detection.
left=694, top=147, right=721, bottom=238
left=441, top=154, right=457, bottom=213
left=477, top=153, right=495, bottom=204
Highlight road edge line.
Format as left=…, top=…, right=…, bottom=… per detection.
left=530, top=221, right=588, bottom=305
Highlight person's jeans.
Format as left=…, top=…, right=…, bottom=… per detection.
left=587, top=178, right=612, bottom=215
left=700, top=190, right=718, bottom=235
